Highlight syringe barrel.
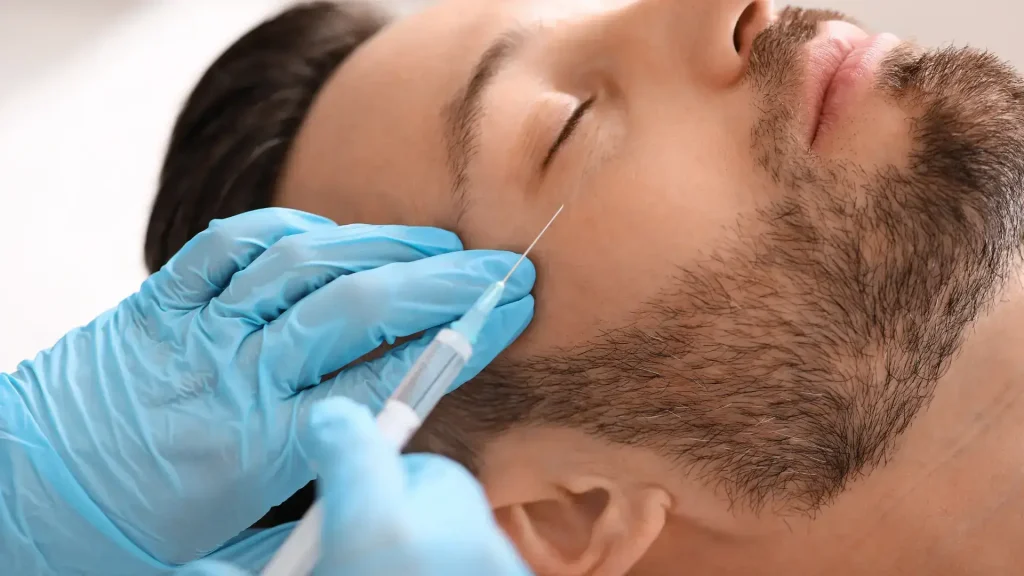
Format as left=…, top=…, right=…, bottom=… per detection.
left=260, top=502, right=322, bottom=576
left=388, top=328, right=472, bottom=421
left=260, top=328, right=473, bottom=576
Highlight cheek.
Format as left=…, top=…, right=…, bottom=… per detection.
left=461, top=100, right=776, bottom=355
left=508, top=143, right=772, bottom=354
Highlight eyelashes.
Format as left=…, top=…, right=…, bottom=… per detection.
left=542, top=96, right=596, bottom=170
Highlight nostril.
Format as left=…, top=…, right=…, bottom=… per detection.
left=733, top=1, right=760, bottom=54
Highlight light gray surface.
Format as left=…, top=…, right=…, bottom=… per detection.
left=0, top=0, right=1018, bottom=370
left=800, top=0, right=1022, bottom=67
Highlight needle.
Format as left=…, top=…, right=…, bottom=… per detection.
left=502, top=204, right=565, bottom=284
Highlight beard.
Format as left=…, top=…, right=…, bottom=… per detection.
left=709, top=8, right=1024, bottom=509
left=419, top=7, right=1024, bottom=514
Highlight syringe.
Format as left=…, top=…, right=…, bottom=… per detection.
left=261, top=204, right=565, bottom=576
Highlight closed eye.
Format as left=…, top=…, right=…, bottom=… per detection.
left=542, top=97, right=595, bottom=171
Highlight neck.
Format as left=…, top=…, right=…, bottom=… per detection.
left=636, top=273, right=1024, bottom=576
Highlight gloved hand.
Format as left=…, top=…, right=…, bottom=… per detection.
left=0, top=208, right=535, bottom=575
left=180, top=397, right=533, bottom=576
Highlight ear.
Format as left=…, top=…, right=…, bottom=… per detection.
left=493, top=476, right=671, bottom=576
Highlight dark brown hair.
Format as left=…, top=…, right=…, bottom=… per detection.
left=144, top=1, right=389, bottom=272
left=144, top=1, right=390, bottom=527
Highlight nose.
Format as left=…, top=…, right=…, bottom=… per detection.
left=699, top=0, right=775, bottom=86
left=733, top=0, right=774, bottom=61
left=612, top=0, right=775, bottom=88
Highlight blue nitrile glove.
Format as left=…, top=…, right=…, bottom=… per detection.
left=0, top=208, right=535, bottom=576
left=180, top=397, right=534, bottom=576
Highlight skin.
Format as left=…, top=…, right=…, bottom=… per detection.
left=274, top=0, right=1024, bottom=573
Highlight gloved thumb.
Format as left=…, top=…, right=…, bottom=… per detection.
left=145, top=208, right=337, bottom=311
left=175, top=559, right=251, bottom=576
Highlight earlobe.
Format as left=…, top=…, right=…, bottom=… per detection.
left=493, top=477, right=671, bottom=576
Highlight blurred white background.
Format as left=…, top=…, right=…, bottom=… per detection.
left=0, top=0, right=1020, bottom=371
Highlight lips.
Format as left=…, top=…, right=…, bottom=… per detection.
left=802, top=22, right=901, bottom=147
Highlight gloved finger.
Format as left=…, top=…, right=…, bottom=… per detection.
left=402, top=453, right=494, bottom=519
left=259, top=250, right=536, bottom=395
left=175, top=559, right=250, bottom=576
left=296, top=296, right=535, bottom=413
left=209, top=225, right=462, bottom=325
left=205, top=523, right=297, bottom=573
left=400, top=455, right=530, bottom=573
left=145, top=208, right=336, bottom=310
left=300, top=398, right=408, bottom=547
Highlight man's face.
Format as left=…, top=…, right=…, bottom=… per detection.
left=284, top=0, right=796, bottom=352
left=280, top=0, right=1024, bottom=511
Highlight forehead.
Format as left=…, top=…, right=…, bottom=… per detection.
left=280, top=0, right=500, bottom=227
left=280, top=0, right=628, bottom=225
left=373, top=0, right=635, bottom=80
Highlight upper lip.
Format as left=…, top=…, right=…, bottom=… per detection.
left=807, top=44, right=858, bottom=144
left=801, top=23, right=870, bottom=145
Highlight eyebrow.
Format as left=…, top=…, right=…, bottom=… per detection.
left=442, top=28, right=528, bottom=219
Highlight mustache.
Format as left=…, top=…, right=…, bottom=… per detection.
left=746, top=7, right=859, bottom=91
